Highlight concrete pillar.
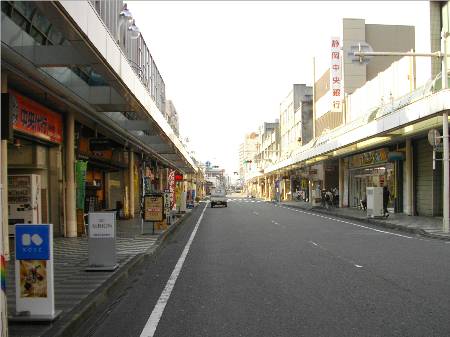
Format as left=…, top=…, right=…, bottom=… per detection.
left=1, top=72, right=9, bottom=259
left=405, top=138, right=413, bottom=215
left=264, top=177, right=268, bottom=199
left=159, top=168, right=164, bottom=192
left=65, top=111, right=77, bottom=237
left=128, top=150, right=135, bottom=218
left=339, top=158, right=344, bottom=208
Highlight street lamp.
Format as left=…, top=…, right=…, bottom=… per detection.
left=117, top=4, right=133, bottom=42
left=128, top=19, right=141, bottom=40
left=117, top=4, right=141, bottom=45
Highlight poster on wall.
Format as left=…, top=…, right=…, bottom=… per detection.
left=20, top=260, right=47, bottom=298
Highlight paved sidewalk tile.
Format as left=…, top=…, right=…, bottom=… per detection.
left=6, top=217, right=159, bottom=337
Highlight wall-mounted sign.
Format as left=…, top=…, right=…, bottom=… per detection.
left=89, top=138, right=111, bottom=151
left=388, top=151, right=405, bottom=161
left=144, top=195, right=164, bottom=222
left=349, top=148, right=388, bottom=168
left=10, top=90, right=62, bottom=144
left=330, top=37, right=343, bottom=113
left=175, top=174, right=184, bottom=181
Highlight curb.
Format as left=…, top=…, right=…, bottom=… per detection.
left=276, top=202, right=450, bottom=241
left=43, top=205, right=200, bottom=337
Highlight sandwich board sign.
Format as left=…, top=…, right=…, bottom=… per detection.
left=86, top=212, right=118, bottom=271
left=13, top=224, right=61, bottom=321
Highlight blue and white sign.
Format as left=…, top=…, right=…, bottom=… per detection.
left=15, top=224, right=50, bottom=260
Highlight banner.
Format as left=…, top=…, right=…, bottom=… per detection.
left=168, top=169, right=176, bottom=209
left=75, top=160, right=88, bottom=210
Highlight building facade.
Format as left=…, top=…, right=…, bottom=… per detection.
left=243, top=7, right=450, bottom=224
left=1, top=1, right=198, bottom=248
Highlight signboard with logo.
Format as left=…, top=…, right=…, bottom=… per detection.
left=144, top=195, right=164, bottom=222
left=10, top=90, right=62, bottom=144
left=89, top=213, right=115, bottom=239
left=330, top=37, right=343, bottom=113
left=349, top=148, right=389, bottom=168
left=87, top=212, right=117, bottom=271
left=14, top=224, right=60, bottom=321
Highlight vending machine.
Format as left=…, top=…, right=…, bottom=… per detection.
left=8, top=174, right=42, bottom=235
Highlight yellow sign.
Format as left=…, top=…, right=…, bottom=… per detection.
left=144, top=195, right=164, bottom=222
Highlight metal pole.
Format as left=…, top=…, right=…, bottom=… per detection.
left=442, top=31, right=449, bottom=233
left=312, top=57, right=316, bottom=139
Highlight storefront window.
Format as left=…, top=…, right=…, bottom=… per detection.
left=349, top=163, right=395, bottom=210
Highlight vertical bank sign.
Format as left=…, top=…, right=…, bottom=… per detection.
left=10, top=90, right=63, bottom=144
left=330, top=37, right=343, bottom=113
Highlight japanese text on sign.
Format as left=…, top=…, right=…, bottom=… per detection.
left=330, top=37, right=343, bottom=112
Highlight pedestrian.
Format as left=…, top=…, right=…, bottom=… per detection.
left=383, top=186, right=390, bottom=217
left=360, top=195, right=367, bottom=210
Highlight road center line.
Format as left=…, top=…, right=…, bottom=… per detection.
left=139, top=203, right=208, bottom=337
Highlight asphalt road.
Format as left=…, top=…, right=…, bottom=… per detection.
left=78, top=197, right=450, bottom=337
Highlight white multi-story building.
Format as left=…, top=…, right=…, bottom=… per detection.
left=239, top=132, right=259, bottom=182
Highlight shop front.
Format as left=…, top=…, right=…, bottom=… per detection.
left=348, top=148, right=397, bottom=212
left=75, top=123, right=127, bottom=230
left=7, top=90, right=64, bottom=236
left=290, top=168, right=310, bottom=202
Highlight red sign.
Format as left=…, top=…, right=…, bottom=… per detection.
left=175, top=174, right=184, bottom=181
left=10, top=90, right=63, bottom=144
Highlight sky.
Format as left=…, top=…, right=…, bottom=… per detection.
left=129, top=1, right=429, bottom=175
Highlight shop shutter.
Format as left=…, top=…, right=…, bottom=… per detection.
left=414, top=138, right=438, bottom=216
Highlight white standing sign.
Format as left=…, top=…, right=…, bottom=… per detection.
left=87, top=212, right=118, bottom=271
left=330, top=36, right=343, bottom=113
left=89, top=213, right=115, bottom=239
left=13, top=224, right=61, bottom=321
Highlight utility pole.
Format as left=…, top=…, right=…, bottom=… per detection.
left=0, top=102, right=8, bottom=337
left=441, top=31, right=449, bottom=233
left=353, top=31, right=450, bottom=233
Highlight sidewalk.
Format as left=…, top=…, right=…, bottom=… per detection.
left=5, top=207, right=197, bottom=337
left=280, top=200, right=450, bottom=240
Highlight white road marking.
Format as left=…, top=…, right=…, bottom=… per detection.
left=139, top=203, right=207, bottom=337
left=281, top=206, right=413, bottom=239
left=309, top=240, right=363, bottom=269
